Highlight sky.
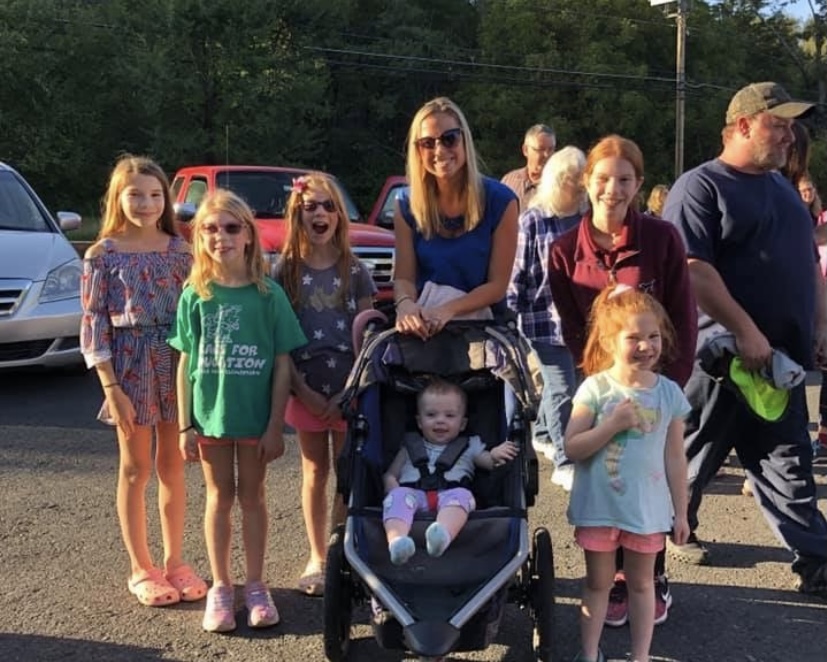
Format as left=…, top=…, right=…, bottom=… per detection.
left=782, top=1, right=815, bottom=22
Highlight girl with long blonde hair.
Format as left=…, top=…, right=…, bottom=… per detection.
left=81, top=154, right=204, bottom=608
left=274, top=172, right=376, bottom=595
left=169, top=189, right=306, bottom=631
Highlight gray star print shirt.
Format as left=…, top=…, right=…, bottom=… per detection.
left=274, top=258, right=376, bottom=396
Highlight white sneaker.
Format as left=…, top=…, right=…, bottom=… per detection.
left=531, top=438, right=557, bottom=461
left=551, top=464, right=574, bottom=491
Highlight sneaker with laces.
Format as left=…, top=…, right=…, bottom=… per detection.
left=667, top=532, right=709, bottom=565
left=654, top=574, right=673, bottom=625
left=604, top=572, right=628, bottom=627
left=245, top=581, right=280, bottom=628
left=202, top=585, right=236, bottom=633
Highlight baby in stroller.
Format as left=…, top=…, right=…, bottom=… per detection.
left=324, top=322, right=556, bottom=662
left=383, top=379, right=519, bottom=565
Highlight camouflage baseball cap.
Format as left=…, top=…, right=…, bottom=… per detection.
left=725, top=82, right=813, bottom=124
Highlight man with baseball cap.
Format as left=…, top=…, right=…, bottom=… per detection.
left=663, top=82, right=827, bottom=599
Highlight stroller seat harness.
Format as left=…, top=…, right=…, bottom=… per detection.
left=399, top=432, right=470, bottom=511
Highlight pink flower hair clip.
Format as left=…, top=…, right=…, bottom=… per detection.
left=292, top=177, right=309, bottom=194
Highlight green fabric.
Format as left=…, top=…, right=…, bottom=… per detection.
left=168, top=279, right=306, bottom=438
left=728, top=356, right=789, bottom=422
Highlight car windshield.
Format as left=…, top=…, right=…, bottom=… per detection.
left=215, top=170, right=361, bottom=222
left=0, top=171, right=52, bottom=232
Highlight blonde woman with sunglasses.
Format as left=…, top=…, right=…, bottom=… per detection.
left=169, top=189, right=306, bottom=632
left=393, top=97, right=519, bottom=338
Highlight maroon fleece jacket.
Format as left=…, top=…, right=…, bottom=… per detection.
left=548, top=209, right=697, bottom=387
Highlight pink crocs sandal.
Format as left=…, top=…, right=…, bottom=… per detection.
left=128, top=568, right=180, bottom=607
left=165, top=564, right=207, bottom=602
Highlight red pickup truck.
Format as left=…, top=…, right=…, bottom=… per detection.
left=170, top=165, right=396, bottom=307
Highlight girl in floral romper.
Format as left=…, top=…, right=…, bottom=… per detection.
left=81, top=155, right=206, bottom=607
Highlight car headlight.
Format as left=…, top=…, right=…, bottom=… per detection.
left=40, top=259, right=82, bottom=303
left=263, top=251, right=281, bottom=278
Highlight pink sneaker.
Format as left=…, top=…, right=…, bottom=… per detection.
left=245, top=581, right=280, bottom=628
left=202, top=585, right=236, bottom=633
left=604, top=572, right=628, bottom=627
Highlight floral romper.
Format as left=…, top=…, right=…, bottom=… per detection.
left=80, top=236, right=192, bottom=426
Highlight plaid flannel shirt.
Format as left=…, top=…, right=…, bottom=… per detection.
left=507, top=206, right=581, bottom=346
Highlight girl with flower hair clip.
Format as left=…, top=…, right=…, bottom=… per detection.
left=274, top=171, right=376, bottom=595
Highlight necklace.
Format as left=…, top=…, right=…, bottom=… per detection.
left=441, top=215, right=464, bottom=232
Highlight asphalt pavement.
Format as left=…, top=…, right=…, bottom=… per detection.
left=0, top=368, right=825, bottom=661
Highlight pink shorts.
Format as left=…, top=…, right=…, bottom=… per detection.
left=285, top=396, right=347, bottom=433
left=574, top=526, right=665, bottom=554
left=196, top=434, right=258, bottom=447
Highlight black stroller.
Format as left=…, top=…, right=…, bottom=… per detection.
left=323, top=320, right=556, bottom=661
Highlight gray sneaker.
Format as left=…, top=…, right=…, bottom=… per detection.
left=667, top=533, right=709, bottom=565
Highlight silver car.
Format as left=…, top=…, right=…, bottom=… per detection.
left=0, top=162, right=84, bottom=369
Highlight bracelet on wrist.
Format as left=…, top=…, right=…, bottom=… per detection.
left=179, top=425, right=194, bottom=434
left=394, top=295, right=414, bottom=308
left=102, top=382, right=119, bottom=389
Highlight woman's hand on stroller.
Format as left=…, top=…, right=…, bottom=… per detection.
left=395, top=299, right=430, bottom=340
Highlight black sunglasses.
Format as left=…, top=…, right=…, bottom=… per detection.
left=302, top=199, right=337, bottom=213
left=200, top=222, right=244, bottom=235
left=415, top=128, right=463, bottom=150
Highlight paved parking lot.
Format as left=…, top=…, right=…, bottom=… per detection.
left=0, top=368, right=825, bottom=661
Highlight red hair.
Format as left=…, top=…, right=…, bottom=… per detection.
left=584, top=135, right=644, bottom=181
left=581, top=285, right=675, bottom=375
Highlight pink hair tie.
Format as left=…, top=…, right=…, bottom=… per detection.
left=608, top=283, right=634, bottom=299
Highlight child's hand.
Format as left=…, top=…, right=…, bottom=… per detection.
left=321, top=393, right=343, bottom=423
left=301, top=390, right=328, bottom=418
left=179, top=430, right=199, bottom=462
left=107, top=386, right=137, bottom=436
left=609, top=398, right=641, bottom=433
left=671, top=516, right=690, bottom=547
left=490, top=440, right=519, bottom=466
left=259, top=430, right=285, bottom=463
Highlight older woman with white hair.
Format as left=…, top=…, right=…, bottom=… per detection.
left=507, top=146, right=589, bottom=491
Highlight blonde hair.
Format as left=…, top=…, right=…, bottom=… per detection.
left=533, top=145, right=588, bottom=216
left=281, top=171, right=355, bottom=308
left=646, top=185, right=670, bottom=218
left=581, top=285, right=676, bottom=376
left=417, top=378, right=468, bottom=414
left=405, top=97, right=485, bottom=239
left=187, top=189, right=267, bottom=300
left=98, top=155, right=176, bottom=239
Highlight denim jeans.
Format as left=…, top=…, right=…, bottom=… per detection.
left=529, top=342, right=577, bottom=468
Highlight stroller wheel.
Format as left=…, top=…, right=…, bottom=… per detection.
left=530, top=527, right=556, bottom=661
left=323, top=525, right=353, bottom=661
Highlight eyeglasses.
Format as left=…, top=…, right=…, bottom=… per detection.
left=302, top=199, right=337, bottom=213
left=200, top=222, right=244, bottom=235
left=415, top=128, right=463, bottom=151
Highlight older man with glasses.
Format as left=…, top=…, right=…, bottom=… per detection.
left=501, top=124, right=556, bottom=211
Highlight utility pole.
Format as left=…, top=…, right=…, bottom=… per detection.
left=674, top=0, right=687, bottom=179
left=651, top=0, right=688, bottom=179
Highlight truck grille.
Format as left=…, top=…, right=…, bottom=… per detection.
left=354, top=247, right=394, bottom=288
left=0, top=280, right=31, bottom=317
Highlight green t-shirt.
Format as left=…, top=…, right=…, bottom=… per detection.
left=168, top=278, right=306, bottom=438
